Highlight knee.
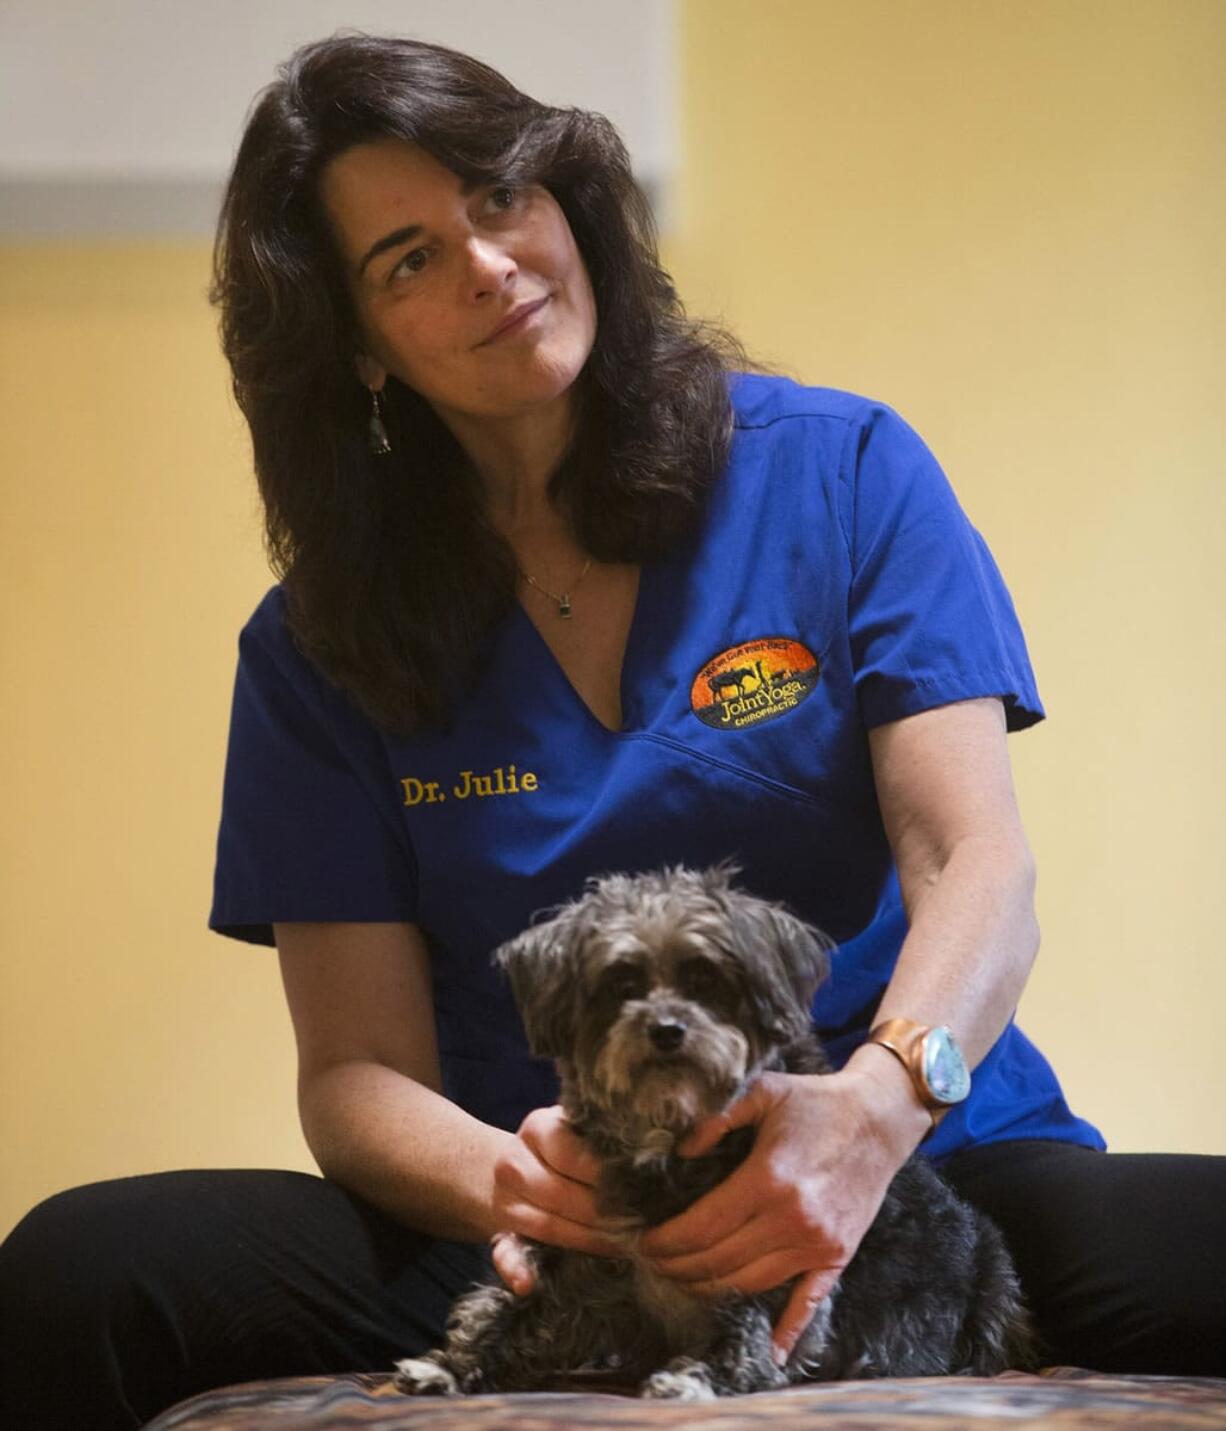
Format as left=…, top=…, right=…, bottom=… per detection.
left=1120, top=1259, right=1226, bottom=1376
left=1, top=1180, right=184, bottom=1428
left=0, top=1178, right=163, bottom=1327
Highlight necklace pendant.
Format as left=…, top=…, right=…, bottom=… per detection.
left=559, top=594, right=573, bottom=618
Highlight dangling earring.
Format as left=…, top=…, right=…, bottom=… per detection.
left=368, top=387, right=391, bottom=456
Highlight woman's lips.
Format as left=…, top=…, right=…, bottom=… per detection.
left=478, top=296, right=549, bottom=347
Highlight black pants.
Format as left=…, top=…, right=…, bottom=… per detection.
left=1, top=1143, right=1223, bottom=1430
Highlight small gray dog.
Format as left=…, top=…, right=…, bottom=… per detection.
left=395, top=867, right=1034, bottom=1400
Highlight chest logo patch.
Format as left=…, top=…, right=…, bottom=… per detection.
left=691, top=637, right=820, bottom=731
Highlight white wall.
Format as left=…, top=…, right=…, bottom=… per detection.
left=0, top=0, right=676, bottom=234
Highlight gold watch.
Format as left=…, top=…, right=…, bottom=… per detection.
left=867, top=1019, right=970, bottom=1125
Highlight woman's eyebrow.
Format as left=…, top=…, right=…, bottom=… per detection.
left=354, top=179, right=488, bottom=277
left=357, top=224, right=422, bottom=277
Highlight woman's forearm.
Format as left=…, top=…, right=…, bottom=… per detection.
left=844, top=827, right=1039, bottom=1154
left=298, top=1056, right=515, bottom=1242
left=843, top=697, right=1041, bottom=1149
left=872, top=829, right=1038, bottom=1064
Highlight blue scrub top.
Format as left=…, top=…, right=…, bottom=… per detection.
left=210, top=374, right=1105, bottom=1163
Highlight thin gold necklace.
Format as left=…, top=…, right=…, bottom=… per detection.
left=521, top=558, right=593, bottom=619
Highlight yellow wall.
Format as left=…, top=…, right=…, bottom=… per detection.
left=2, top=1, right=1223, bottom=1237
left=668, top=0, right=1226, bottom=1154
left=0, top=248, right=315, bottom=1235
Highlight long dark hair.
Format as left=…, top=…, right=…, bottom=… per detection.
left=212, top=33, right=744, bottom=733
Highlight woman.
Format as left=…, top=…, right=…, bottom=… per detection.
left=1, top=33, right=1222, bottom=1431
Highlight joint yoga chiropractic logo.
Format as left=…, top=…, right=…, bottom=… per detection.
left=690, top=638, right=820, bottom=731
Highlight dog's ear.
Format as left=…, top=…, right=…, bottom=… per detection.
left=721, top=888, right=833, bottom=1045
left=493, top=914, right=580, bottom=1060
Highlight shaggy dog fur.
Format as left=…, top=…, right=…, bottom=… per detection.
left=394, top=867, right=1034, bottom=1400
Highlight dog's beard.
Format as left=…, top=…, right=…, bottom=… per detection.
left=582, top=1004, right=750, bottom=1148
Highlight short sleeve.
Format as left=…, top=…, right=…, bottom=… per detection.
left=842, top=407, right=1044, bottom=732
left=209, top=589, right=419, bottom=946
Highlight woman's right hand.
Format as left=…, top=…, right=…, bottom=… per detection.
left=490, top=1105, right=625, bottom=1294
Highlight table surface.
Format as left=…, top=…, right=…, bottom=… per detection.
left=145, top=1367, right=1226, bottom=1431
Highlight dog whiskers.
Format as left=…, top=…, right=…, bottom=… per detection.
left=632, top=1127, right=678, bottom=1167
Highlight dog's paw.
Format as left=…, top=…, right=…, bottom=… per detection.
left=393, top=1356, right=459, bottom=1397
left=639, top=1360, right=717, bottom=1401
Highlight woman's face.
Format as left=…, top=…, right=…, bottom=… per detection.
left=320, top=139, right=598, bottom=437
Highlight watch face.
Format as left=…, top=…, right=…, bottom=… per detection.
left=923, top=1027, right=971, bottom=1105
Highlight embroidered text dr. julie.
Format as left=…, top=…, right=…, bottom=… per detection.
left=400, top=765, right=539, bottom=806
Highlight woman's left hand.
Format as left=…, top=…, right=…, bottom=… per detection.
left=636, top=1063, right=925, bottom=1365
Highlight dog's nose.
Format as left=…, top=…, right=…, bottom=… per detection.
left=648, top=1018, right=687, bottom=1052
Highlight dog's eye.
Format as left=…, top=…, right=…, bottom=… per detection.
left=601, top=963, right=647, bottom=1002
left=678, top=958, right=724, bottom=1000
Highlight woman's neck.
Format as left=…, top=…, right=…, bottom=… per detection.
left=442, top=395, right=578, bottom=537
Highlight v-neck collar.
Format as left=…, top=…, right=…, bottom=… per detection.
left=510, top=562, right=653, bottom=735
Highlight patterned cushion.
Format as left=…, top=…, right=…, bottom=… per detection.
left=145, top=1368, right=1226, bottom=1429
